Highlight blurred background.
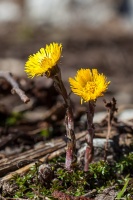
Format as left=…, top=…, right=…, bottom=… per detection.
left=0, top=0, right=133, bottom=111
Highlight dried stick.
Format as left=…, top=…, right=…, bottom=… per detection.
left=1, top=148, right=66, bottom=183
left=0, top=71, right=30, bottom=103
left=84, top=101, right=95, bottom=171
left=1, top=131, right=86, bottom=182
left=104, top=98, right=117, bottom=161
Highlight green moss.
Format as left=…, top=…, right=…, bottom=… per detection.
left=3, top=153, right=133, bottom=199
left=116, top=153, right=133, bottom=174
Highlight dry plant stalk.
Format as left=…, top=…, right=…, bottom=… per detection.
left=0, top=71, right=30, bottom=103
left=103, top=97, right=117, bottom=161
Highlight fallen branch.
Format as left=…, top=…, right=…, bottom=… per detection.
left=0, top=71, right=30, bottom=103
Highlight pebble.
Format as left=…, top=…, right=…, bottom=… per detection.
left=80, top=111, right=107, bottom=124
left=80, top=107, right=133, bottom=124
left=93, top=138, right=113, bottom=148
left=93, top=111, right=107, bottom=123
left=118, top=109, right=133, bottom=122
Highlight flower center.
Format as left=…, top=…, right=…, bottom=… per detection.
left=86, top=82, right=96, bottom=94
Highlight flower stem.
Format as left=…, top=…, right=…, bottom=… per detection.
left=65, top=103, right=76, bottom=170
left=53, top=69, right=76, bottom=170
left=84, top=101, right=95, bottom=171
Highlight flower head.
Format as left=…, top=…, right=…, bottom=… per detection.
left=25, top=42, right=62, bottom=78
left=69, top=68, right=110, bottom=104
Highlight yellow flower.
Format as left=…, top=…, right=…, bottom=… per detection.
left=69, top=68, right=110, bottom=104
left=25, top=42, right=62, bottom=78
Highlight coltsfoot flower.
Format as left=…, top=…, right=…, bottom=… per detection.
left=69, top=68, right=110, bottom=104
left=25, top=42, right=62, bottom=78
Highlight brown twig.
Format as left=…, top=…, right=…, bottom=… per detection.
left=0, top=71, right=30, bottom=103
left=103, top=98, right=118, bottom=161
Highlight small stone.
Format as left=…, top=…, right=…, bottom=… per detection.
left=93, top=138, right=113, bottom=148
left=38, top=164, right=53, bottom=185
left=93, top=112, right=107, bottom=123
left=118, top=109, right=133, bottom=122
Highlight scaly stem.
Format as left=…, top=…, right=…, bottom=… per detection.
left=84, top=101, right=95, bottom=172
left=53, top=69, right=76, bottom=170
left=65, top=104, right=76, bottom=170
